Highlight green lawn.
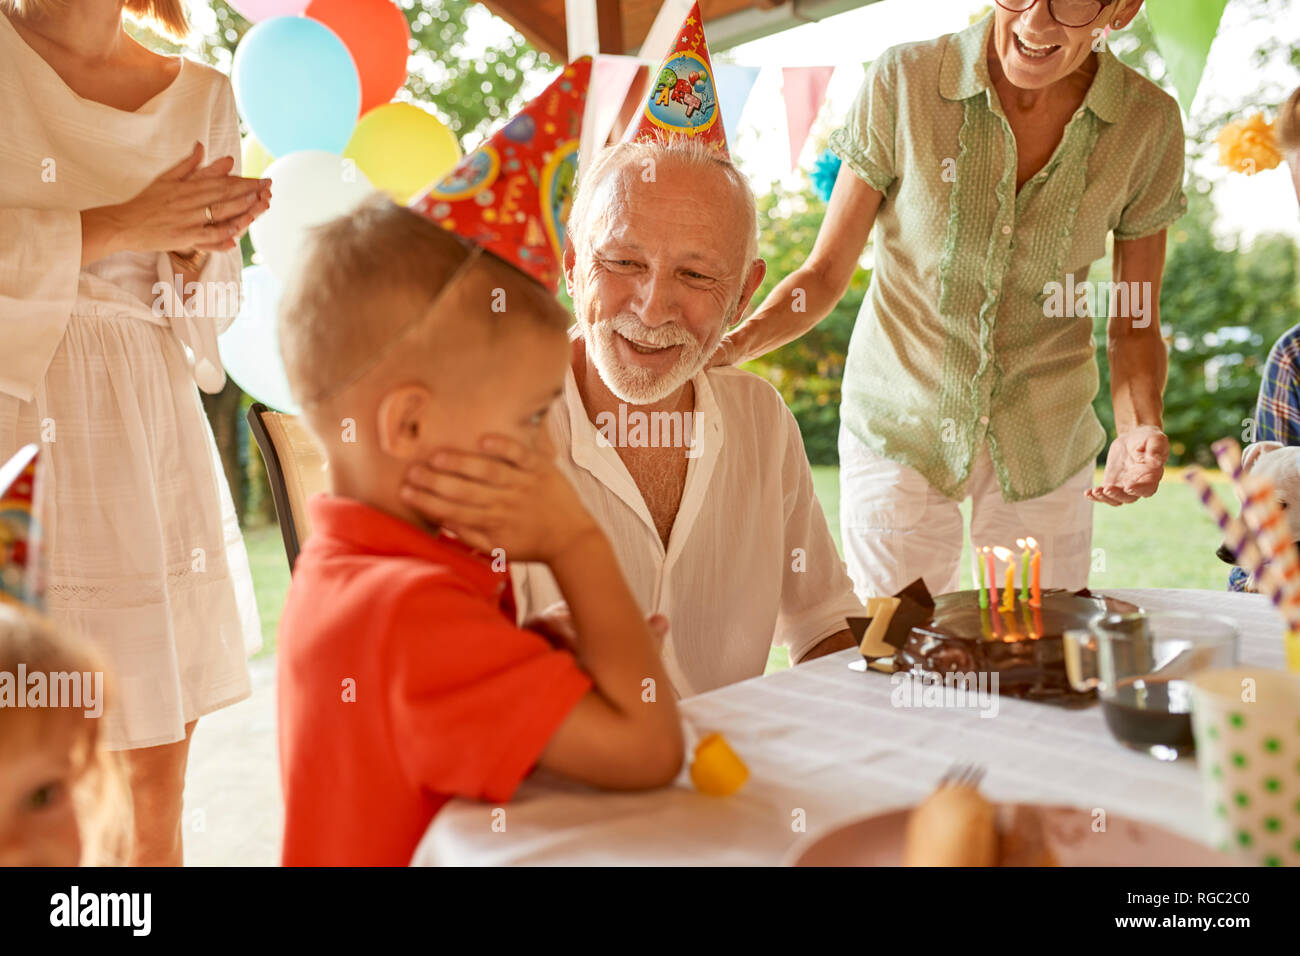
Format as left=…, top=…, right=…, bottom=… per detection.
left=242, top=466, right=1240, bottom=667
left=812, top=464, right=1238, bottom=591
left=243, top=524, right=291, bottom=660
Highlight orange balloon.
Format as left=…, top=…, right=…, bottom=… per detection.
left=305, top=0, right=410, bottom=114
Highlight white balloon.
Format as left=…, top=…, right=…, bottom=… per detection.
left=219, top=264, right=300, bottom=414
left=249, top=150, right=376, bottom=283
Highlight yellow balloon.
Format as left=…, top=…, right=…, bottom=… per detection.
left=343, top=103, right=462, bottom=205
left=241, top=135, right=274, bottom=178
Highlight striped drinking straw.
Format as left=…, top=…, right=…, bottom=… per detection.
left=1242, top=476, right=1300, bottom=613
left=1183, top=467, right=1263, bottom=572
left=1212, top=441, right=1299, bottom=600
left=1212, top=439, right=1300, bottom=670
left=1186, top=468, right=1290, bottom=640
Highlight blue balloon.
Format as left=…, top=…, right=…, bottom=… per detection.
left=232, top=16, right=361, bottom=158
left=220, top=265, right=300, bottom=414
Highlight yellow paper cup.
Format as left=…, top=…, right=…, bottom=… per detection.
left=1190, top=667, right=1300, bottom=866
left=690, top=732, right=748, bottom=796
left=1285, top=630, right=1300, bottom=673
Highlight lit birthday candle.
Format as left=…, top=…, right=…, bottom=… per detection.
left=1017, top=538, right=1030, bottom=602
left=984, top=547, right=997, bottom=610
left=1027, top=536, right=1041, bottom=607
left=993, top=546, right=1015, bottom=611
left=973, top=543, right=987, bottom=608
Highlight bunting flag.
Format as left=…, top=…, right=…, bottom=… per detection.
left=1144, top=0, right=1230, bottom=113
left=782, top=66, right=836, bottom=170
left=409, top=57, right=591, bottom=291
left=584, top=55, right=644, bottom=172
left=714, top=64, right=761, bottom=151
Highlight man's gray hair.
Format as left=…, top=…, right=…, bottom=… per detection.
left=567, top=137, right=760, bottom=267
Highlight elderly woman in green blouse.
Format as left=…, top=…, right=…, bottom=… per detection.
left=716, top=0, right=1185, bottom=599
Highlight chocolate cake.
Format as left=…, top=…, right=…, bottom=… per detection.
left=856, top=582, right=1141, bottom=706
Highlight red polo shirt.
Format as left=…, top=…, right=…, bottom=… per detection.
left=277, top=494, right=591, bottom=866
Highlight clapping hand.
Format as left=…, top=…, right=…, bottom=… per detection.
left=81, top=142, right=271, bottom=263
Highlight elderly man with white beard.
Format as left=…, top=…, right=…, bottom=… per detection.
left=505, top=138, right=865, bottom=696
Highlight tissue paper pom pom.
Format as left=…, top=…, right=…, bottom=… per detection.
left=1217, top=114, right=1282, bottom=176
left=810, top=149, right=842, bottom=202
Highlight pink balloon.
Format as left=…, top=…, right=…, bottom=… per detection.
left=229, top=0, right=310, bottom=22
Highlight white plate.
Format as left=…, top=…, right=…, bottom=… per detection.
left=785, top=803, right=1239, bottom=866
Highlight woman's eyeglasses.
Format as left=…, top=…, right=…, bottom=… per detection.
left=994, top=0, right=1112, bottom=30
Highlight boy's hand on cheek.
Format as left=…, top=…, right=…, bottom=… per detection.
left=400, top=433, right=599, bottom=564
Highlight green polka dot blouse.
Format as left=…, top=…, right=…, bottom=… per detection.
left=829, top=14, right=1187, bottom=502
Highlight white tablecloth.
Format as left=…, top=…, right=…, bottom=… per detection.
left=412, top=589, right=1287, bottom=866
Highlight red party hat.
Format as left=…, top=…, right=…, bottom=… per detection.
left=624, top=2, right=728, bottom=156
left=0, top=444, right=46, bottom=613
left=409, top=57, right=591, bottom=292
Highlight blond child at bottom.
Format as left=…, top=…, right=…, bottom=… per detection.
left=0, top=605, right=129, bottom=865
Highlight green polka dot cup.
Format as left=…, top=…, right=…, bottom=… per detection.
left=1190, top=668, right=1300, bottom=866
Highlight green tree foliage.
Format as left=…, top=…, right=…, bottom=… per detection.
left=400, top=0, right=552, bottom=140
left=1095, top=0, right=1300, bottom=463
left=743, top=177, right=870, bottom=464
left=1093, top=188, right=1300, bottom=464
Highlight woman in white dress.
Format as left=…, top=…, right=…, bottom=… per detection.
left=0, top=0, right=269, bottom=864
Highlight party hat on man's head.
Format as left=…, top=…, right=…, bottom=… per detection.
left=0, top=444, right=46, bottom=614
left=408, top=56, right=591, bottom=292
left=624, top=1, right=728, bottom=157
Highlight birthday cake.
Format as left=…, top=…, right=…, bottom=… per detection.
left=854, top=579, right=1140, bottom=706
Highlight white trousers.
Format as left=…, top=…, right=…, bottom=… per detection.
left=838, top=426, right=1095, bottom=601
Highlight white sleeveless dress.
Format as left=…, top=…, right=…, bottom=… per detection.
left=0, top=14, right=261, bottom=750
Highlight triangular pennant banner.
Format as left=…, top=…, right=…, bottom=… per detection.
left=584, top=55, right=643, bottom=172
left=782, top=66, right=835, bottom=170
left=714, top=64, right=761, bottom=152
left=1144, top=0, right=1230, bottom=113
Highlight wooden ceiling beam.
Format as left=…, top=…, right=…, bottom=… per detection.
left=479, top=0, right=568, bottom=60
left=596, top=0, right=624, bottom=54
left=565, top=0, right=627, bottom=56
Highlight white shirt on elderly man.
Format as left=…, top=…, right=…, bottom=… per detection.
left=512, top=362, right=865, bottom=696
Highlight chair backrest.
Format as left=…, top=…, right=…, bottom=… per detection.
left=246, top=403, right=329, bottom=573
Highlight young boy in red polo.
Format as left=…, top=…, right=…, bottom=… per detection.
left=274, top=61, right=683, bottom=866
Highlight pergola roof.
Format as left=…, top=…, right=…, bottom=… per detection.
left=479, top=0, right=884, bottom=59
